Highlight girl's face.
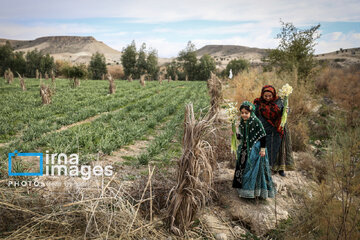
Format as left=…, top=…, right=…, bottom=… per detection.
left=263, top=92, right=273, bottom=102
left=240, top=108, right=251, bottom=121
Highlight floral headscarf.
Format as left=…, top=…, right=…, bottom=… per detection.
left=254, top=85, right=284, bottom=137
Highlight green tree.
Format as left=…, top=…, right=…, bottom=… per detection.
left=121, top=40, right=137, bottom=78
left=25, top=49, right=42, bottom=77
left=178, top=41, right=198, bottom=80
left=265, top=20, right=321, bottom=83
left=69, top=64, right=88, bottom=79
left=146, top=48, right=159, bottom=80
left=12, top=51, right=26, bottom=75
left=136, top=43, right=148, bottom=77
left=88, top=52, right=107, bottom=80
left=25, top=49, right=55, bottom=77
left=224, top=58, right=249, bottom=77
left=197, top=54, right=216, bottom=80
left=165, top=60, right=180, bottom=80
left=0, top=41, right=14, bottom=75
left=40, top=53, right=55, bottom=75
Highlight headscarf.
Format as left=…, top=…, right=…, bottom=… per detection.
left=238, top=101, right=266, bottom=157
left=254, top=85, right=284, bottom=137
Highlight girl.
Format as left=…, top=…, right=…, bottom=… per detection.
left=232, top=101, right=275, bottom=199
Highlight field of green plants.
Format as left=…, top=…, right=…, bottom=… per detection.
left=0, top=78, right=210, bottom=177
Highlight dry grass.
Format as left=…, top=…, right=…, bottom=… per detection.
left=107, top=73, right=116, bottom=94
left=168, top=76, right=172, bottom=83
left=166, top=103, right=217, bottom=235
left=5, top=68, right=14, bottom=84
left=315, top=67, right=360, bottom=125
left=36, top=69, right=39, bottom=79
left=40, top=84, right=52, bottom=104
left=140, top=74, right=146, bottom=86
left=0, top=175, right=169, bottom=239
left=70, top=78, right=81, bottom=88
left=51, top=69, right=55, bottom=84
left=107, top=65, right=125, bottom=80
left=17, top=72, right=26, bottom=91
left=158, top=74, right=163, bottom=84
left=127, top=74, right=133, bottom=82
left=207, top=72, right=223, bottom=120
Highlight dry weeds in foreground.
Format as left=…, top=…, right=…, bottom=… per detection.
left=166, top=103, right=217, bottom=236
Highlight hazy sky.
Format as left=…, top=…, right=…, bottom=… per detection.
left=0, top=0, right=359, bottom=57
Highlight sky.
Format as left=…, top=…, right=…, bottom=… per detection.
left=0, top=0, right=359, bottom=58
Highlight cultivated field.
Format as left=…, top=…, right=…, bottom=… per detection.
left=0, top=78, right=210, bottom=176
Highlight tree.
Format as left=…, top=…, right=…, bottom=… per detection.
left=265, top=20, right=321, bottom=83
left=165, top=60, right=180, bottom=80
left=88, top=52, right=107, bottom=80
left=136, top=43, right=148, bottom=78
left=178, top=41, right=198, bottom=80
left=224, top=58, right=249, bottom=77
left=146, top=48, right=159, bottom=80
left=25, top=49, right=55, bottom=77
left=0, top=41, right=14, bottom=75
left=197, top=54, right=216, bottom=80
left=121, top=40, right=137, bottom=78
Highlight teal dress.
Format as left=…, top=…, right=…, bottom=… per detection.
left=232, top=101, right=276, bottom=199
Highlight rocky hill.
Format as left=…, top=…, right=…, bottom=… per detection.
left=315, top=47, right=360, bottom=67
left=196, top=45, right=268, bottom=69
left=0, top=36, right=123, bottom=64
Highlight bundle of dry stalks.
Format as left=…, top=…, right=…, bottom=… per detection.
left=107, top=73, right=116, bottom=94
left=166, top=103, right=217, bottom=235
left=175, top=74, right=178, bottom=81
left=17, top=72, right=26, bottom=91
left=168, top=76, right=172, bottom=83
left=207, top=72, right=223, bottom=120
left=158, top=74, right=163, bottom=84
left=70, top=77, right=80, bottom=88
left=185, top=75, right=189, bottom=81
left=39, top=72, right=43, bottom=80
left=35, top=69, right=39, bottom=79
left=5, top=68, right=14, bottom=84
left=51, top=69, right=55, bottom=84
left=3, top=69, right=8, bottom=80
left=102, top=73, right=105, bottom=80
left=40, top=84, right=52, bottom=104
left=0, top=176, right=168, bottom=239
left=140, top=74, right=146, bottom=86
left=128, top=74, right=133, bottom=82
left=45, top=72, right=49, bottom=80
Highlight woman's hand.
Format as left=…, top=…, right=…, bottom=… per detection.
left=260, top=148, right=266, bottom=157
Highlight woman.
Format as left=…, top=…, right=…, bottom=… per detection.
left=232, top=101, right=275, bottom=199
left=253, top=85, right=294, bottom=176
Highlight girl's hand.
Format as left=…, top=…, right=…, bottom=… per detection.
left=260, top=148, right=266, bottom=157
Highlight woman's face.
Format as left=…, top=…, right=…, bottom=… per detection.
left=263, top=92, right=274, bottom=102
left=240, top=108, right=251, bottom=121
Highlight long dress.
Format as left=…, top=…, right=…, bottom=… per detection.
left=255, top=97, right=294, bottom=171
left=255, top=98, right=283, bottom=168
left=232, top=101, right=276, bottom=199
left=233, top=138, right=275, bottom=199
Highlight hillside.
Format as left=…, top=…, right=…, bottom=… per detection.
left=0, top=36, right=123, bottom=64
left=315, top=47, right=360, bottom=67
left=196, top=45, right=268, bottom=69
